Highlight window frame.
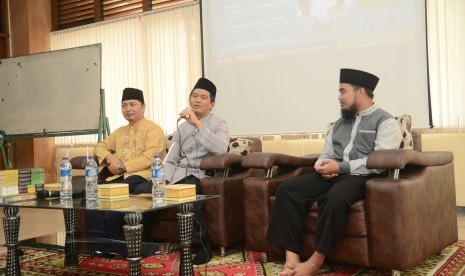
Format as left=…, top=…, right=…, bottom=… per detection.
left=51, top=0, right=193, bottom=31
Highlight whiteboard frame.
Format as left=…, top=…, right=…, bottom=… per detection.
left=0, top=44, right=102, bottom=138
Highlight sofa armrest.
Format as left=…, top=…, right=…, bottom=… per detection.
left=365, top=159, right=457, bottom=269
left=366, top=149, right=453, bottom=170
left=200, top=154, right=244, bottom=170
left=242, top=152, right=318, bottom=169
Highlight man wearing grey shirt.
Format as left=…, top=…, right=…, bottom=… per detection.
left=266, top=69, right=402, bottom=276
left=165, top=77, right=229, bottom=265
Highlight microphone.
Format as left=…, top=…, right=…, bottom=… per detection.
left=37, top=190, right=60, bottom=198
left=37, top=189, right=84, bottom=199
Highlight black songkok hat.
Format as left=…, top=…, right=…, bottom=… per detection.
left=193, top=77, right=216, bottom=97
left=339, top=68, right=379, bottom=91
left=122, top=87, right=144, bottom=104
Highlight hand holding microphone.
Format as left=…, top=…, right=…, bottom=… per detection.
left=178, top=107, right=193, bottom=122
left=177, top=106, right=203, bottom=130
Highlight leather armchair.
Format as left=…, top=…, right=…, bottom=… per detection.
left=147, top=137, right=263, bottom=255
left=200, top=144, right=264, bottom=255
left=241, top=152, right=317, bottom=251
left=243, top=149, right=458, bottom=271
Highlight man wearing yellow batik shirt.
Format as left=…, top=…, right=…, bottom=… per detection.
left=94, top=87, right=165, bottom=187
left=87, top=87, right=166, bottom=258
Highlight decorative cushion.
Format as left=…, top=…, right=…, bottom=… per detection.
left=395, top=114, right=413, bottom=149
left=228, top=137, right=254, bottom=156
left=165, top=134, right=174, bottom=153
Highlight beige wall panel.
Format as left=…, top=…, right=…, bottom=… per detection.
left=262, top=138, right=325, bottom=156
left=302, top=139, right=325, bottom=155
left=421, top=133, right=465, bottom=206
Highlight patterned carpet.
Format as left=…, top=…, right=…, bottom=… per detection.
left=1, top=241, right=464, bottom=275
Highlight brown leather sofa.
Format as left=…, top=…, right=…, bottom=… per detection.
left=241, top=149, right=457, bottom=271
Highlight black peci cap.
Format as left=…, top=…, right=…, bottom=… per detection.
left=339, top=68, right=379, bottom=91
left=193, top=77, right=216, bottom=97
left=122, top=87, right=144, bottom=104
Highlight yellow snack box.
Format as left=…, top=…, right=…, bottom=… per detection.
left=98, top=183, right=129, bottom=197
left=165, top=184, right=196, bottom=198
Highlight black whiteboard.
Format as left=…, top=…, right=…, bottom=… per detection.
left=0, top=44, right=101, bottom=136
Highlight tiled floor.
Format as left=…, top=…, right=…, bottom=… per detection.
left=0, top=207, right=464, bottom=254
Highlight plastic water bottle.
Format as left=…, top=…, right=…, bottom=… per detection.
left=152, top=155, right=166, bottom=206
left=59, top=156, right=73, bottom=201
left=85, top=156, right=98, bottom=201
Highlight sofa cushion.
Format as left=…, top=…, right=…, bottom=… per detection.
left=395, top=114, right=413, bottom=149
left=166, top=134, right=174, bottom=153
left=228, top=137, right=254, bottom=156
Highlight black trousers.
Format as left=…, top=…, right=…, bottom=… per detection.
left=86, top=175, right=150, bottom=256
left=133, top=175, right=209, bottom=246
left=266, top=172, right=377, bottom=256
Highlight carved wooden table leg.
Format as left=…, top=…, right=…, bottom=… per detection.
left=124, top=212, right=143, bottom=276
left=177, top=203, right=194, bottom=276
left=3, top=206, right=20, bottom=276
left=63, top=209, right=79, bottom=267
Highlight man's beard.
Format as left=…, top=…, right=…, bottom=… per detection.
left=340, top=104, right=357, bottom=119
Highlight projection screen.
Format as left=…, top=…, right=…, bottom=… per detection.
left=201, top=0, right=430, bottom=135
